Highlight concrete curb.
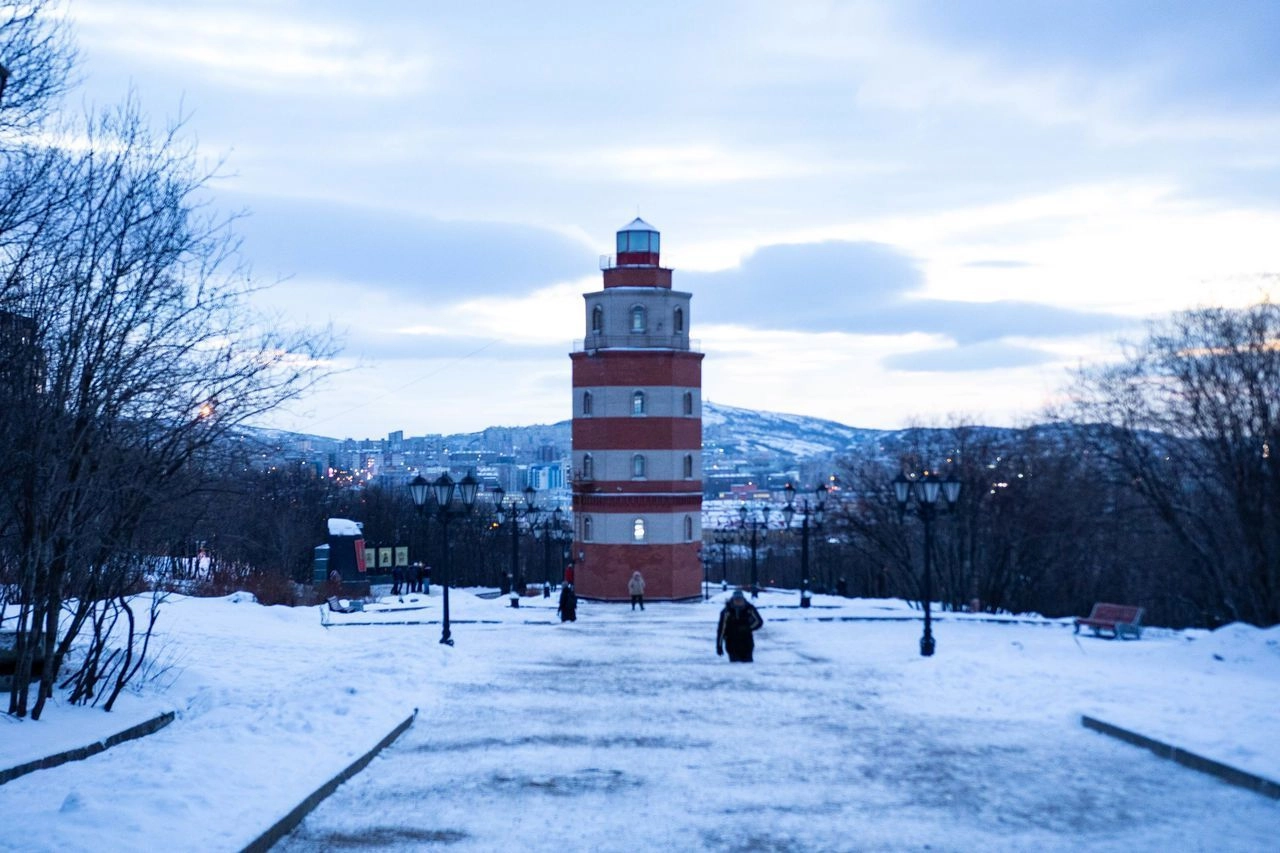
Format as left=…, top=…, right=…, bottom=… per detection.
left=1081, top=715, right=1280, bottom=800
left=240, top=710, right=418, bottom=853
left=0, top=710, right=176, bottom=786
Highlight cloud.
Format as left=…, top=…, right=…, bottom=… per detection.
left=344, top=333, right=566, bottom=363
left=965, top=259, right=1033, bottom=269
left=685, top=240, right=1132, bottom=346
left=882, top=341, right=1057, bottom=372
left=72, top=2, right=427, bottom=96
left=231, top=195, right=595, bottom=299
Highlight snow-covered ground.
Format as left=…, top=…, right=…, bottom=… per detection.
left=1, top=589, right=1277, bottom=851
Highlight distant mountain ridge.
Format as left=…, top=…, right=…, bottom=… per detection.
left=246, top=401, right=1018, bottom=465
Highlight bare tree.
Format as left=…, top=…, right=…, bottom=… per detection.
left=1, top=94, right=335, bottom=718
left=0, top=1, right=75, bottom=132
left=1068, top=301, right=1280, bottom=626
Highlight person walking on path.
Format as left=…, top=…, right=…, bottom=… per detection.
left=558, top=584, right=577, bottom=622
left=391, top=563, right=404, bottom=596
left=628, top=571, right=646, bottom=610
left=717, top=589, right=764, bottom=662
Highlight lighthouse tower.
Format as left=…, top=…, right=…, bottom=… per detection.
left=570, top=218, right=704, bottom=601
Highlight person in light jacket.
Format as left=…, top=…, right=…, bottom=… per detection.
left=717, top=590, right=764, bottom=662
left=628, top=571, right=645, bottom=611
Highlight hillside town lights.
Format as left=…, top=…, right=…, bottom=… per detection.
left=409, top=471, right=479, bottom=646
left=493, top=484, right=537, bottom=607
left=894, top=470, right=961, bottom=657
left=738, top=503, right=771, bottom=599
left=783, top=483, right=828, bottom=609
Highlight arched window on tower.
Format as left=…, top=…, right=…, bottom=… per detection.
left=632, top=390, right=646, bottom=415
left=684, top=515, right=694, bottom=541
left=582, top=390, right=593, bottom=416
left=631, top=454, right=646, bottom=478
left=630, top=305, right=647, bottom=333
left=683, top=391, right=694, bottom=416
left=683, top=454, right=694, bottom=478
left=581, top=453, right=594, bottom=480
left=673, top=307, right=684, bottom=334
left=591, top=305, right=603, bottom=334
left=632, top=518, right=646, bottom=541
left=583, top=515, right=593, bottom=542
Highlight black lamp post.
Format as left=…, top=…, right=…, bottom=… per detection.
left=737, top=503, right=771, bottom=599
left=493, top=484, right=537, bottom=607
left=0, top=64, right=9, bottom=105
left=409, top=471, right=479, bottom=646
left=893, top=470, right=961, bottom=657
left=713, top=530, right=732, bottom=588
left=783, top=483, right=828, bottom=609
left=536, top=506, right=567, bottom=591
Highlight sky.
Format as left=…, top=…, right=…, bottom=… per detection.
left=1, top=590, right=1278, bottom=850
left=57, top=0, right=1280, bottom=438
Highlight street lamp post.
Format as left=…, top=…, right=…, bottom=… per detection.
left=537, top=506, right=566, bottom=592
left=893, top=470, right=961, bottom=657
left=409, top=471, right=479, bottom=647
left=783, top=483, right=828, bottom=609
left=493, top=484, right=537, bottom=608
left=713, top=530, right=733, bottom=588
left=0, top=64, right=9, bottom=104
left=737, top=503, right=771, bottom=599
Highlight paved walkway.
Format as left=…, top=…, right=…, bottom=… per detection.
left=277, top=607, right=1279, bottom=852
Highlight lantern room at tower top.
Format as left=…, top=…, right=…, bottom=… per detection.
left=615, top=216, right=661, bottom=268
left=603, top=217, right=674, bottom=290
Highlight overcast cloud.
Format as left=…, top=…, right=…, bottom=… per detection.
left=52, top=0, right=1280, bottom=436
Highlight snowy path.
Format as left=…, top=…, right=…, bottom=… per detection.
left=278, top=608, right=1280, bottom=852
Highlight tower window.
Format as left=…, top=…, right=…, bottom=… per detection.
left=582, top=453, right=594, bottom=480
left=632, top=391, right=646, bottom=415
left=683, top=391, right=694, bottom=416
left=630, top=305, right=647, bottom=333
left=582, top=391, right=593, bottom=416
left=684, top=515, right=694, bottom=541
left=583, top=516, right=593, bottom=542
left=683, top=454, right=694, bottom=478
left=591, top=305, right=603, bottom=334
left=673, top=307, right=684, bottom=333
left=632, top=454, right=646, bottom=478
left=632, top=518, right=646, bottom=541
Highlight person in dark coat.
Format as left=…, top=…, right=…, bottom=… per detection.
left=412, top=562, right=425, bottom=593
left=557, top=583, right=577, bottom=622
left=717, top=589, right=764, bottom=662
left=391, top=563, right=404, bottom=596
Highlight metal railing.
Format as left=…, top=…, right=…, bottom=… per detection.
left=572, top=335, right=701, bottom=352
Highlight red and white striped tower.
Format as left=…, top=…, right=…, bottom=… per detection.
left=570, top=218, right=703, bottom=601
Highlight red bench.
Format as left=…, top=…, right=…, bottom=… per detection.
left=1074, top=603, right=1144, bottom=640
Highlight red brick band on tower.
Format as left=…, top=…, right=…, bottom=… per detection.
left=570, top=218, right=704, bottom=601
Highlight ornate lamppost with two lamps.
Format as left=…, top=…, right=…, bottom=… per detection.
left=893, top=470, right=961, bottom=657
left=712, top=525, right=734, bottom=591
left=492, top=484, right=536, bottom=607
left=737, top=503, right=771, bottom=599
left=408, top=472, right=479, bottom=647
left=782, top=483, right=828, bottom=609
left=534, top=506, right=570, bottom=597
